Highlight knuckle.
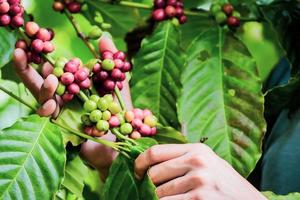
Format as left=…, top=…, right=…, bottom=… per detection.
left=187, top=154, right=203, bottom=167
left=147, top=145, right=159, bottom=163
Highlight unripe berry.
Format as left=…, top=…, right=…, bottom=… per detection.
left=89, top=109, right=102, bottom=123
left=152, top=9, right=165, bottom=21
left=109, top=116, right=120, bottom=128
left=130, top=131, right=141, bottom=139
left=96, top=120, right=109, bottom=132
left=131, top=118, right=143, bottom=129
left=92, top=128, right=105, bottom=137
left=103, top=79, right=115, bottom=91
left=84, top=126, right=93, bottom=135
left=165, top=6, right=176, bottom=18
left=140, top=124, right=152, bottom=136
left=227, top=16, right=240, bottom=27
left=36, top=28, right=51, bottom=42
left=122, top=62, right=132, bottom=72
left=53, top=1, right=65, bottom=12
left=215, top=11, right=227, bottom=24
left=53, top=67, right=64, bottom=78
left=222, top=3, right=234, bottom=16
left=81, top=114, right=92, bottom=126
left=15, top=39, right=27, bottom=50
left=0, top=2, right=9, bottom=14
left=232, top=11, right=241, bottom=18
left=84, top=100, right=97, bottom=112
left=31, top=39, right=44, bottom=53
left=64, top=60, right=79, bottom=73
left=0, top=14, right=10, bottom=26
left=114, top=59, right=124, bottom=69
left=103, top=94, right=114, bottom=103
left=88, top=26, right=102, bottom=40
left=125, top=111, right=134, bottom=122
left=117, top=113, right=125, bottom=124
left=97, top=70, right=109, bottom=81
left=90, top=95, right=100, bottom=103
left=111, top=68, right=123, bottom=81
left=102, top=110, right=111, bottom=121
left=11, top=15, right=23, bottom=27
left=9, top=4, right=22, bottom=15
left=120, top=123, right=133, bottom=135
left=78, top=78, right=91, bottom=89
left=102, top=51, right=113, bottom=60
left=67, top=83, right=80, bottom=94
left=62, top=93, right=74, bottom=102
left=154, top=0, right=165, bottom=8
left=102, top=59, right=115, bottom=71
left=113, top=51, right=126, bottom=61
left=133, top=108, right=144, bottom=119
left=75, top=68, right=89, bottom=82
left=210, top=4, right=221, bottom=15
left=67, top=2, right=82, bottom=13
left=97, top=98, right=109, bottom=111
left=42, top=41, right=55, bottom=54
left=178, top=15, right=187, bottom=24
left=25, top=22, right=40, bottom=37
left=55, top=57, right=68, bottom=68
left=61, top=72, right=74, bottom=85
left=144, top=115, right=157, bottom=127
left=56, top=83, right=66, bottom=96
left=108, top=102, right=121, bottom=115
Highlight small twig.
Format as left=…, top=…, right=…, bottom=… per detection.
left=114, top=86, right=126, bottom=111
left=78, top=91, right=89, bottom=102
left=112, top=128, right=137, bottom=145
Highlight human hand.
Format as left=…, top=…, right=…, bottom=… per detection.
left=135, top=144, right=267, bottom=200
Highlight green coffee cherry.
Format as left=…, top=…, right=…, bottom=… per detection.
left=96, top=120, right=109, bottom=131
left=88, top=26, right=103, bottom=40
left=90, top=95, right=100, bottom=103
left=84, top=100, right=97, bottom=112
left=144, top=115, right=158, bottom=128
left=108, top=102, right=121, bottom=115
left=102, top=59, right=115, bottom=71
left=81, top=4, right=88, bottom=11
left=103, top=94, right=114, bottom=103
left=117, top=113, right=125, bottom=125
left=94, top=12, right=104, bottom=24
left=53, top=67, right=64, bottom=78
left=55, top=57, right=68, bottom=69
left=81, top=114, right=92, bottom=126
left=89, top=109, right=102, bottom=123
left=56, top=83, right=66, bottom=96
left=101, top=23, right=112, bottom=30
left=102, top=110, right=111, bottom=121
left=97, top=98, right=109, bottom=111
left=232, top=11, right=241, bottom=18
left=215, top=11, right=227, bottom=24
left=120, top=123, right=133, bottom=135
left=210, top=4, right=222, bottom=15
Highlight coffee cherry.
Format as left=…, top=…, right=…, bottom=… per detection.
left=11, top=15, right=23, bottom=27
left=0, top=14, right=10, bottom=26
left=215, top=11, right=227, bottom=24
left=103, top=94, right=114, bottom=103
left=67, top=2, right=81, bottom=13
left=15, top=39, right=27, bottom=50
left=178, top=15, right=187, bottom=24
left=96, top=120, right=109, bottom=132
left=103, top=79, right=115, bottom=91
left=0, top=2, right=9, bottom=14
left=53, top=1, right=65, bottom=12
left=151, top=127, right=157, bottom=135
left=47, top=28, right=55, bottom=40
left=92, top=63, right=101, bottom=74
left=62, top=93, right=74, bottom=102
left=64, top=60, right=79, bottom=73
left=210, top=4, right=221, bottom=15
left=97, top=70, right=109, bottom=81
left=232, top=11, right=241, bottom=18
left=68, top=83, right=80, bottom=94
left=117, top=113, right=125, bottom=124
left=111, top=68, right=123, bottom=81
left=152, top=9, right=165, bottom=21
left=88, top=26, right=102, bottom=40
left=122, top=62, right=132, bottom=72
left=125, top=111, right=134, bottom=123
left=130, top=131, right=141, bottom=139
left=78, top=78, right=91, bottom=89
left=176, top=1, right=183, bottom=8
left=25, top=21, right=40, bottom=37
left=90, top=95, right=100, bottom=103
left=53, top=67, right=64, bottom=78
left=9, top=4, right=22, bottom=15
left=42, top=41, right=55, bottom=54
left=31, top=52, right=42, bottom=64
left=92, top=128, right=105, bottom=137
left=131, top=118, right=143, bottom=129
left=227, top=16, right=240, bottom=27
left=108, top=102, right=121, bottom=115
left=102, top=51, right=114, bottom=60
left=102, top=110, right=111, bottom=121
left=165, top=5, right=176, bottom=18
left=61, top=72, right=74, bottom=85
left=143, top=109, right=153, bottom=117
left=144, top=115, right=157, bottom=128
left=31, top=39, right=44, bottom=53
left=175, top=7, right=183, bottom=17
left=89, top=109, right=102, bottom=123
left=140, top=124, right=152, bottom=136
left=36, top=28, right=51, bottom=41
left=56, top=83, right=66, bottom=96
left=167, top=0, right=176, bottom=6
left=133, top=108, right=144, bottom=120
left=7, top=0, right=20, bottom=4
left=117, top=82, right=123, bottom=90
left=55, top=57, right=68, bottom=68
left=102, top=59, right=115, bottom=71
left=154, top=0, right=165, bottom=8
left=97, top=98, right=109, bottom=111
left=222, top=3, right=234, bottom=16
left=84, top=100, right=97, bottom=112
left=113, top=51, right=126, bottom=61
left=84, top=126, right=93, bottom=135
left=109, top=116, right=120, bottom=128
left=74, top=68, right=88, bottom=82
left=81, top=114, right=92, bottom=126
left=114, top=59, right=124, bottom=69
left=120, top=123, right=133, bottom=135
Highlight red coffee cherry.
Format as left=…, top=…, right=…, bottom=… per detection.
left=11, top=14, right=23, bottom=27
left=154, top=0, right=165, bottom=8
left=222, top=3, right=234, bottom=16
left=52, top=1, right=65, bottom=12
left=42, top=41, right=55, bottom=54
left=178, top=15, right=187, bottom=24
left=67, top=83, right=80, bottom=94
left=31, top=39, right=44, bottom=53
left=0, top=2, right=10, bottom=14
left=62, top=93, right=74, bottom=102
left=227, top=16, right=240, bottom=28
left=15, top=39, right=27, bottom=50
left=78, top=78, right=91, bottom=89
left=67, top=2, right=81, bottom=13
left=152, top=8, right=165, bottom=21
left=36, top=28, right=51, bottom=41
left=25, top=21, right=40, bottom=37
left=0, top=14, right=11, bottom=26
left=113, top=51, right=126, bottom=60
left=61, top=72, right=75, bottom=85
left=165, top=5, right=176, bottom=18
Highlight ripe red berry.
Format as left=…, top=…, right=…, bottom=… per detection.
left=36, top=28, right=51, bottom=41
left=15, top=39, right=27, bottom=50
left=7, top=0, right=20, bottom=4
left=109, top=116, right=120, bottom=128
left=26, top=51, right=32, bottom=63
left=133, top=108, right=144, bottom=119
left=62, top=93, right=74, bottom=102
left=31, top=39, right=44, bottom=53
left=122, top=62, right=132, bottom=72
left=152, top=9, right=165, bottom=21
left=130, top=131, right=142, bottom=139
left=102, top=51, right=114, bottom=59
left=75, top=68, right=89, bottom=82
left=114, top=59, right=124, bottom=69
left=117, top=81, right=123, bottom=90
left=154, top=0, right=165, bottom=8
left=9, top=4, right=22, bottom=15
left=143, top=109, right=152, bottom=117
left=113, top=51, right=126, bottom=60
left=11, top=15, right=23, bottom=27
left=97, top=70, right=109, bottom=81
left=227, top=16, right=240, bottom=28
left=0, top=14, right=10, bottom=26
left=64, top=60, right=79, bottom=74
left=84, top=126, right=93, bottom=136
left=175, top=1, right=183, bottom=8
left=61, top=72, right=74, bottom=85
left=0, top=2, right=10, bottom=14
left=92, top=63, right=101, bottom=74
left=151, top=127, right=157, bottom=135
left=111, top=68, right=123, bottom=81
left=131, top=118, right=143, bottom=129
left=52, top=1, right=65, bottom=12
left=178, top=15, right=187, bottom=24
left=119, top=73, right=126, bottom=81
left=165, top=5, right=176, bottom=18
left=167, top=0, right=176, bottom=6
left=47, top=28, right=55, bottom=40
left=103, top=79, right=116, bottom=91
left=125, top=111, right=135, bottom=123
left=67, top=2, right=81, bottom=13
left=31, top=52, right=42, bottom=64
left=175, top=7, right=183, bottom=17
left=222, top=3, right=234, bottom=16
left=42, top=41, right=55, bottom=53
left=78, top=78, right=91, bottom=89
left=25, top=21, right=40, bottom=37
left=67, top=83, right=80, bottom=94
left=140, top=124, right=152, bottom=136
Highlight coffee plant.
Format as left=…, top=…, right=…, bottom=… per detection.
left=0, top=0, right=299, bottom=199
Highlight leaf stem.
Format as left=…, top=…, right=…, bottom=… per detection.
left=64, top=10, right=99, bottom=58
left=114, top=86, right=126, bottom=111
left=0, top=85, right=37, bottom=111
left=78, top=91, right=89, bottom=102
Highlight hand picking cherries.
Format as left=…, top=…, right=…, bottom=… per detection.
left=15, top=21, right=55, bottom=64
left=53, top=57, right=91, bottom=102
left=152, top=0, right=187, bottom=24
left=92, top=50, right=132, bottom=94
left=210, top=3, right=241, bottom=28
left=0, top=0, right=24, bottom=28
left=52, top=0, right=83, bottom=13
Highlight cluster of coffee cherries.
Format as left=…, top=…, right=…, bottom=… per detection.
left=53, top=57, right=91, bottom=102
left=0, top=0, right=24, bottom=28
left=92, top=50, right=132, bottom=94
left=52, top=0, right=83, bottom=13
left=15, top=22, right=55, bottom=64
left=152, top=0, right=186, bottom=24
left=210, top=3, right=241, bottom=28
left=82, top=94, right=123, bottom=137
left=123, top=108, right=158, bottom=139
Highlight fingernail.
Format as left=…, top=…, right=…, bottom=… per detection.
left=14, top=48, right=22, bottom=57
left=43, top=80, right=50, bottom=89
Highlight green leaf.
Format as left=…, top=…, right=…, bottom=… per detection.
left=0, top=114, right=66, bottom=199
left=153, top=124, right=187, bottom=144
left=262, top=191, right=300, bottom=200
left=0, top=80, right=36, bottom=130
left=0, top=28, right=16, bottom=68
left=179, top=27, right=266, bottom=177
left=62, top=156, right=88, bottom=198
left=131, top=21, right=185, bottom=129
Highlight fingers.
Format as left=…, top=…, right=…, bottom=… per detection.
left=99, top=33, right=118, bottom=53
left=39, top=74, right=58, bottom=104
left=37, top=99, right=57, bottom=117
left=160, top=194, right=188, bottom=200
left=134, top=144, right=190, bottom=180
left=148, top=155, right=190, bottom=185
left=41, top=62, right=54, bottom=79
left=13, top=48, right=44, bottom=99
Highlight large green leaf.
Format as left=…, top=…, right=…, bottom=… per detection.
left=179, top=27, right=266, bottom=177
left=262, top=191, right=300, bottom=200
left=0, top=114, right=66, bottom=199
left=0, top=80, right=36, bottom=130
left=131, top=21, right=184, bottom=129
left=0, top=28, right=16, bottom=68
